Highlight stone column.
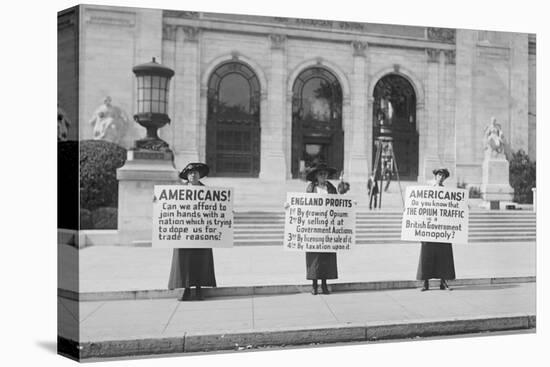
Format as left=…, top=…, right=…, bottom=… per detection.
left=173, top=26, right=201, bottom=169
left=422, top=48, right=443, bottom=181
left=441, top=50, right=457, bottom=186
left=260, top=34, right=287, bottom=181
left=160, top=24, right=177, bottom=148
left=285, top=90, right=294, bottom=179
left=365, top=97, right=374, bottom=177
left=454, top=30, right=477, bottom=183
left=347, top=41, right=369, bottom=184
left=509, top=33, right=529, bottom=152
left=415, top=101, right=426, bottom=182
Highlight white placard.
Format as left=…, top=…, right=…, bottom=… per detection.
left=284, top=192, right=356, bottom=252
left=401, top=186, right=469, bottom=244
left=152, top=185, right=234, bottom=248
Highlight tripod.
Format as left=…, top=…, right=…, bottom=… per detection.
left=368, top=136, right=404, bottom=209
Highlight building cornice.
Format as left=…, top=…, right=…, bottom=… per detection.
left=163, top=12, right=456, bottom=51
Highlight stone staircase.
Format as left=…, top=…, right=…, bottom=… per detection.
left=232, top=210, right=536, bottom=245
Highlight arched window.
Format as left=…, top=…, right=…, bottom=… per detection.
left=206, top=62, right=261, bottom=177
left=291, top=67, right=344, bottom=178
left=373, top=74, right=416, bottom=131
left=372, top=74, right=418, bottom=180
left=208, top=62, right=260, bottom=120
left=292, top=67, right=342, bottom=128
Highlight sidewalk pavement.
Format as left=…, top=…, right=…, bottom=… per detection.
left=59, top=241, right=536, bottom=297
left=58, top=281, right=536, bottom=359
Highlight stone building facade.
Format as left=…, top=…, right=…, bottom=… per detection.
left=58, top=4, right=536, bottom=187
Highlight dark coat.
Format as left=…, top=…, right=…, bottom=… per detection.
left=305, top=181, right=338, bottom=280
left=168, top=248, right=216, bottom=288
left=416, top=182, right=456, bottom=280
left=167, top=181, right=217, bottom=289
left=416, top=242, right=456, bottom=280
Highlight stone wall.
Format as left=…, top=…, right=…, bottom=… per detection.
left=455, top=30, right=530, bottom=186
left=78, top=5, right=164, bottom=148
left=57, top=7, right=79, bottom=141
left=74, top=5, right=535, bottom=185
left=528, top=35, right=536, bottom=161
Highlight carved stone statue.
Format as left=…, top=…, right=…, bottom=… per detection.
left=89, top=96, right=130, bottom=145
left=58, top=105, right=71, bottom=141
left=480, top=116, right=513, bottom=207
left=484, top=116, right=506, bottom=158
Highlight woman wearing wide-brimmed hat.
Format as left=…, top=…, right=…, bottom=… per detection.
left=304, top=162, right=349, bottom=295
left=168, top=162, right=217, bottom=301
left=416, top=168, right=456, bottom=291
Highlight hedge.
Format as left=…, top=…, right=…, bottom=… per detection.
left=80, top=140, right=127, bottom=211
left=509, top=149, right=536, bottom=204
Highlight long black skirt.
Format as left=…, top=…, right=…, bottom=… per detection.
left=168, top=248, right=217, bottom=289
left=416, top=242, right=456, bottom=280
left=306, top=252, right=338, bottom=280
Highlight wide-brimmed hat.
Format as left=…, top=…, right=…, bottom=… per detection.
left=432, top=168, right=450, bottom=179
left=179, top=162, right=210, bottom=180
left=306, top=163, right=337, bottom=182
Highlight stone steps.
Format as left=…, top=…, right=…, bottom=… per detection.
left=79, top=209, right=535, bottom=247
left=228, top=210, right=535, bottom=245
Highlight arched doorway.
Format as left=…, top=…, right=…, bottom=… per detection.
left=206, top=62, right=261, bottom=177
left=372, top=74, right=418, bottom=180
left=291, top=67, right=343, bottom=178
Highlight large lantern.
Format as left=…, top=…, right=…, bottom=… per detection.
left=132, top=57, right=174, bottom=150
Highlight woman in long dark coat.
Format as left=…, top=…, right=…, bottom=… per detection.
left=305, top=163, right=349, bottom=295
left=168, top=163, right=216, bottom=301
left=416, top=168, right=456, bottom=291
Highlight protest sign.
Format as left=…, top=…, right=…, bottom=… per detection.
left=401, top=186, right=469, bottom=244
left=284, top=193, right=356, bottom=252
left=152, top=185, right=234, bottom=248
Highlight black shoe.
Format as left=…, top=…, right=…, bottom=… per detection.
left=440, top=280, right=451, bottom=291
left=420, top=281, right=429, bottom=292
left=321, top=279, right=330, bottom=295
left=311, top=280, right=318, bottom=295
left=178, top=288, right=192, bottom=301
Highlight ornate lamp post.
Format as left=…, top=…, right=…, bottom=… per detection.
left=132, top=57, right=174, bottom=151
left=117, top=57, right=178, bottom=246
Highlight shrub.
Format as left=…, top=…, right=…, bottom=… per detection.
left=80, top=140, right=127, bottom=211
left=80, top=208, right=93, bottom=229
left=509, top=149, right=536, bottom=203
left=91, top=207, right=118, bottom=229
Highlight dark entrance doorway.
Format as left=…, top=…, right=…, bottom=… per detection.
left=291, top=67, right=343, bottom=178
left=372, top=74, right=418, bottom=180
left=206, top=62, right=261, bottom=177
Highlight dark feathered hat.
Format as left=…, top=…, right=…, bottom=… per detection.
left=432, top=168, right=450, bottom=179
left=306, top=163, right=337, bottom=182
left=179, top=162, right=210, bottom=180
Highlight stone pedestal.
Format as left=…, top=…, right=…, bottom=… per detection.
left=480, top=156, right=514, bottom=209
left=117, top=150, right=179, bottom=245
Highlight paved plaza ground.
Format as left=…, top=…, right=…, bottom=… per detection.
left=58, top=240, right=536, bottom=360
